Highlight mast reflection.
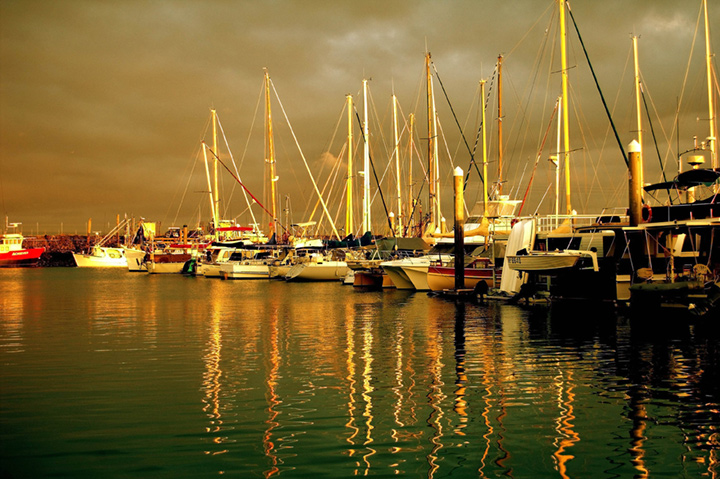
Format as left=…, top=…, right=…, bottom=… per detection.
left=360, top=318, right=376, bottom=473
left=263, top=307, right=281, bottom=478
left=552, top=369, right=580, bottom=479
left=426, top=309, right=446, bottom=478
left=201, top=312, right=226, bottom=454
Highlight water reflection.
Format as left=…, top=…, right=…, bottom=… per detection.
left=2, top=272, right=719, bottom=479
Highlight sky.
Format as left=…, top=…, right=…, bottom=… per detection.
left=1, top=0, right=717, bottom=236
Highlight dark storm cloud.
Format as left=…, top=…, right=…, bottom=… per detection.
left=1, top=0, right=716, bottom=233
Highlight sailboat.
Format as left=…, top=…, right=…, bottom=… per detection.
left=72, top=217, right=129, bottom=267
left=623, top=0, right=720, bottom=317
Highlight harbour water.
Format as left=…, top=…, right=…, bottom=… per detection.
left=1, top=268, right=719, bottom=478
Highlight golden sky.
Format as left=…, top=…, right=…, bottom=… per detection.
left=1, top=0, right=716, bottom=235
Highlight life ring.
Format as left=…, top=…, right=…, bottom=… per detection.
left=641, top=204, right=652, bottom=223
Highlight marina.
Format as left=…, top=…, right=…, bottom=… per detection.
left=2, top=0, right=720, bottom=476
left=1, top=268, right=719, bottom=478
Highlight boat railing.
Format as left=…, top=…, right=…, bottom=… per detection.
left=532, top=212, right=628, bottom=233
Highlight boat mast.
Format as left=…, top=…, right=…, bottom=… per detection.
left=408, top=113, right=415, bottom=234
left=346, top=94, right=354, bottom=237
left=363, top=79, right=371, bottom=233
left=202, top=143, right=218, bottom=240
left=554, top=95, right=562, bottom=226
left=497, top=55, right=504, bottom=197
left=704, top=0, right=717, bottom=168
left=393, top=94, right=402, bottom=235
left=264, top=69, right=278, bottom=238
left=212, top=109, right=220, bottom=228
left=559, top=0, right=572, bottom=215
left=426, top=52, right=440, bottom=232
left=481, top=79, right=489, bottom=217
left=632, top=35, right=645, bottom=195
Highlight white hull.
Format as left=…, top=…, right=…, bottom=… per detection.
left=506, top=252, right=580, bottom=272
left=220, top=262, right=270, bottom=280
left=123, top=247, right=147, bottom=272
left=285, top=261, right=349, bottom=281
left=147, top=261, right=186, bottom=274
left=268, top=264, right=292, bottom=279
left=73, top=247, right=127, bottom=268
left=380, top=261, right=416, bottom=290
left=201, top=263, right=225, bottom=278
left=402, top=264, right=430, bottom=291
left=500, top=219, right=536, bottom=294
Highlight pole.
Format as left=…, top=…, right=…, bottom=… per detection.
left=560, top=0, right=572, bottom=214
left=363, top=79, right=371, bottom=233
left=497, top=55, right=504, bottom=196
left=628, top=140, right=643, bottom=226
left=480, top=80, right=489, bottom=217
left=346, top=94, right=354, bottom=236
left=633, top=36, right=644, bottom=196
left=704, top=0, right=716, bottom=168
left=454, top=167, right=465, bottom=290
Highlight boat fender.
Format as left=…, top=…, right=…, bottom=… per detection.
left=641, top=204, right=652, bottom=223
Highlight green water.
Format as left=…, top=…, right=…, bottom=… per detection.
left=1, top=268, right=718, bottom=478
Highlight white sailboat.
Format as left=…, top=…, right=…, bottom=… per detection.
left=284, top=251, right=349, bottom=281
left=73, top=217, right=130, bottom=268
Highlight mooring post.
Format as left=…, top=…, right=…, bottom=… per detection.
left=454, top=167, right=465, bottom=290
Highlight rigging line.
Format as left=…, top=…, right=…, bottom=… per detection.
left=269, top=79, right=341, bottom=239
left=215, top=114, right=258, bottom=227
left=353, top=110, right=395, bottom=237
left=430, top=62, right=485, bottom=188
left=402, top=161, right=432, bottom=237
left=640, top=86, right=672, bottom=196
left=566, top=1, right=629, bottom=169
left=518, top=99, right=560, bottom=216
left=204, top=144, right=287, bottom=233
left=465, top=73, right=497, bottom=188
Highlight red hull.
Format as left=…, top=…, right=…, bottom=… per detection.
left=0, top=247, right=45, bottom=267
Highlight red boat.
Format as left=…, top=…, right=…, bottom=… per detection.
left=426, top=257, right=498, bottom=291
left=0, top=233, right=45, bottom=267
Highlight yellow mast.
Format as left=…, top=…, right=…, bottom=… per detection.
left=497, top=55, right=503, bottom=197
left=426, top=52, right=440, bottom=232
left=481, top=79, right=489, bottom=217
left=346, top=94, right=354, bottom=236
left=408, top=113, right=415, bottom=234
left=632, top=36, right=644, bottom=196
left=202, top=143, right=218, bottom=240
left=704, top=0, right=717, bottom=168
left=393, top=94, right=402, bottom=235
left=264, top=69, right=277, bottom=237
left=560, top=0, right=572, bottom=215
left=362, top=79, right=371, bottom=233
left=212, top=109, right=219, bottom=229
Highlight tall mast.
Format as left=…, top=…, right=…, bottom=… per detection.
left=212, top=109, right=219, bottom=225
left=408, top=113, right=415, bottom=234
left=632, top=35, right=644, bottom=195
left=555, top=95, right=562, bottom=224
left=497, top=55, right=504, bottom=197
left=264, top=69, right=277, bottom=237
left=480, top=79, right=489, bottom=217
left=560, top=0, right=572, bottom=214
left=363, top=79, right=371, bottom=233
left=426, top=52, right=440, bottom=231
left=393, top=94, right=402, bottom=235
left=202, top=143, right=218, bottom=240
left=704, top=0, right=717, bottom=168
left=346, top=94, right=354, bottom=236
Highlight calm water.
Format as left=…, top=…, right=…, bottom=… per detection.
left=1, top=268, right=719, bottom=478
